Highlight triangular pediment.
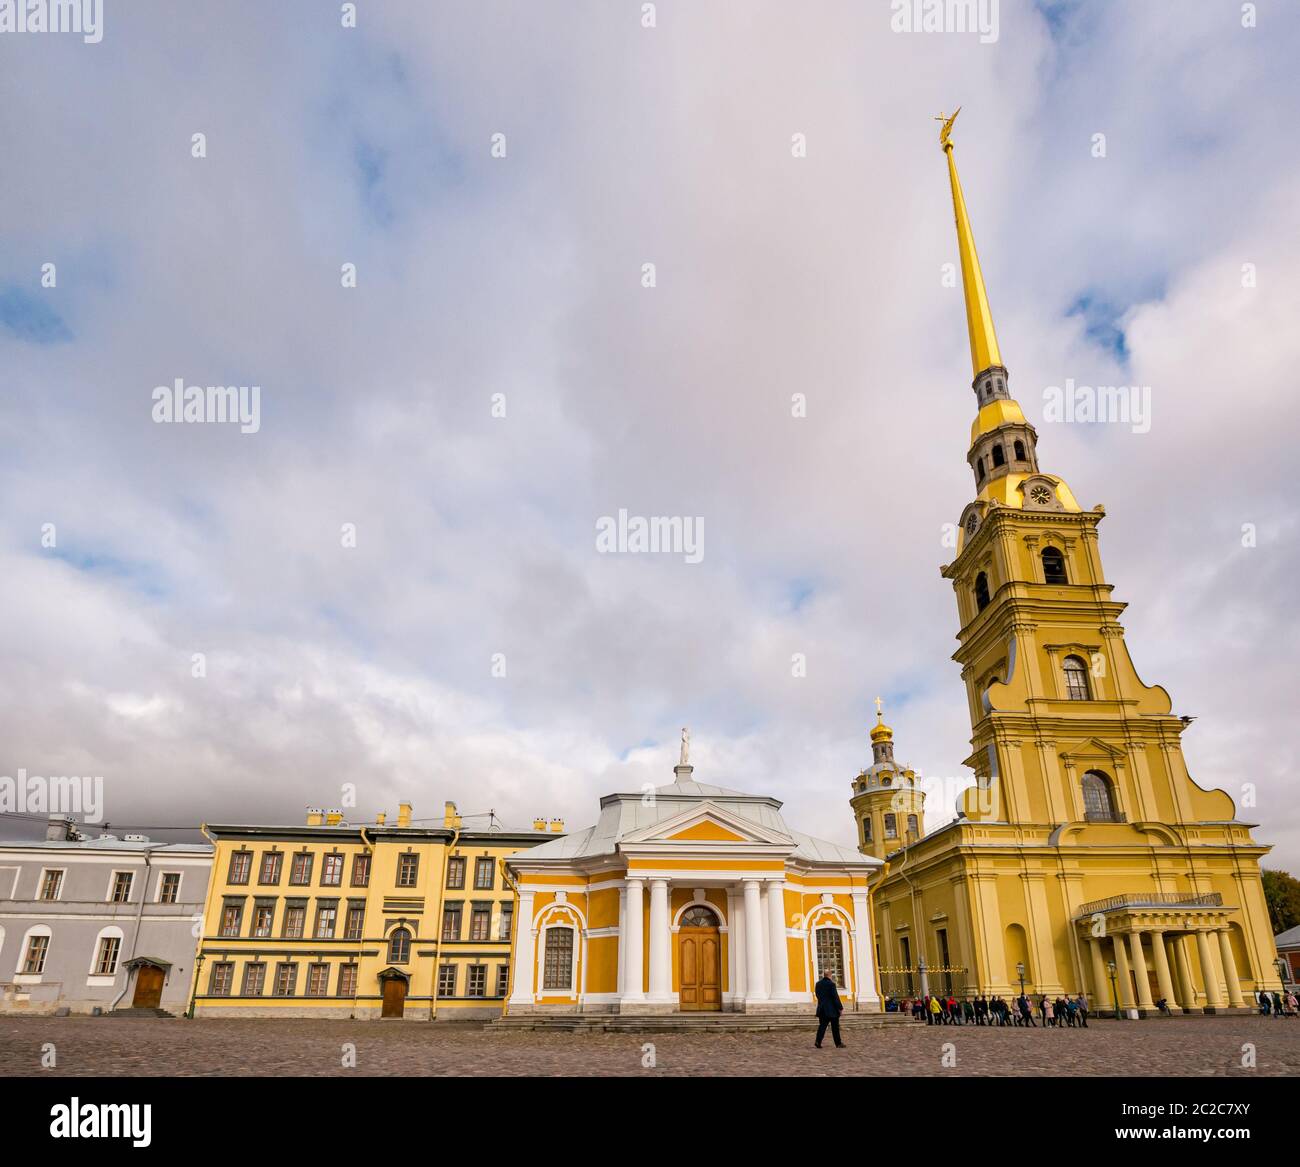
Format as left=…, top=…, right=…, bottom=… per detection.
left=619, top=801, right=792, bottom=848
left=1059, top=737, right=1126, bottom=764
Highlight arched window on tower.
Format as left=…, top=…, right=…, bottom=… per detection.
left=906, top=814, right=919, bottom=839
left=991, top=444, right=1006, bottom=467
left=974, top=572, right=991, bottom=612
left=1041, top=546, right=1068, bottom=584
left=862, top=817, right=873, bottom=843
left=1081, top=770, right=1120, bottom=822
left=883, top=813, right=898, bottom=840
left=1062, top=655, right=1091, bottom=700
left=976, top=458, right=985, bottom=483
left=1014, top=439, right=1026, bottom=461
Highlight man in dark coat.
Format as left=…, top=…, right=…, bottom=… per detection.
left=814, top=969, right=846, bottom=1048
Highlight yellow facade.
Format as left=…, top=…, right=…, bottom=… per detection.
left=505, top=762, right=882, bottom=1014
left=864, top=116, right=1279, bottom=1015
left=192, top=802, right=560, bottom=1019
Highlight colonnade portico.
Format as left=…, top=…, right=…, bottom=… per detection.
left=1077, top=901, right=1249, bottom=1016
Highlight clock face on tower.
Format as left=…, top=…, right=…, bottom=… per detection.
left=1029, top=484, right=1053, bottom=506
left=965, top=513, right=979, bottom=536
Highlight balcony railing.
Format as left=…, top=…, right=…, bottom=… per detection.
left=1076, top=891, right=1223, bottom=917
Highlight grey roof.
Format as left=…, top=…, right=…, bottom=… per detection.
left=0, top=837, right=211, bottom=854
left=1275, top=924, right=1300, bottom=949
left=518, top=774, right=877, bottom=868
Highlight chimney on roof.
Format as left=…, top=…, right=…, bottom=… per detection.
left=45, top=815, right=76, bottom=842
left=325, top=809, right=343, bottom=826
left=397, top=802, right=412, bottom=828
left=532, top=817, right=547, bottom=831
left=443, top=801, right=462, bottom=829
left=306, top=807, right=325, bottom=826
left=549, top=818, right=564, bottom=833
left=376, top=811, right=387, bottom=826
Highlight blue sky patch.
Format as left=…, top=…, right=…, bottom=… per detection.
left=0, top=286, right=73, bottom=344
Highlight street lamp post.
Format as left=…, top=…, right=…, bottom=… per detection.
left=1016, top=960, right=1026, bottom=1002
left=1107, top=960, right=1120, bottom=1020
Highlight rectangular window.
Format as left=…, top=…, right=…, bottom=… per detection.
left=209, top=961, right=234, bottom=996
left=470, top=904, right=492, bottom=942
left=227, top=851, right=252, bottom=885
left=22, top=935, right=49, bottom=975
left=289, top=852, right=314, bottom=886
left=474, top=857, right=495, bottom=890
left=350, top=853, right=371, bottom=887
left=498, top=902, right=514, bottom=942
left=110, top=871, right=134, bottom=903
left=39, top=869, right=64, bottom=901
left=466, top=964, right=487, bottom=997
left=283, top=903, right=307, bottom=939
left=542, top=928, right=574, bottom=991
left=862, top=816, right=873, bottom=843
left=251, top=901, right=275, bottom=938
left=397, top=852, right=419, bottom=888
left=815, top=927, right=846, bottom=988
left=314, top=902, right=338, bottom=939
left=259, top=851, right=283, bottom=885
left=884, top=813, right=898, bottom=840
left=446, top=856, right=465, bottom=889
left=496, top=964, right=510, bottom=998
left=219, top=899, right=244, bottom=937
left=273, top=963, right=298, bottom=997
left=306, top=963, right=330, bottom=997
left=437, top=964, right=457, bottom=997
left=321, top=853, right=344, bottom=887
left=337, top=963, right=358, bottom=997
left=158, top=872, right=182, bottom=903
left=93, top=936, right=121, bottom=976
left=441, top=903, right=463, bottom=942
left=344, top=902, right=365, bottom=940
left=242, top=962, right=267, bottom=997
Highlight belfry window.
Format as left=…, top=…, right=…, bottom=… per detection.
left=884, top=813, right=898, bottom=839
left=1042, top=546, right=1067, bottom=584
left=907, top=814, right=919, bottom=839
left=387, top=927, right=411, bottom=964
left=1062, top=655, right=1091, bottom=700
left=1081, top=770, right=1119, bottom=822
left=976, top=458, right=985, bottom=483
left=862, top=817, right=873, bottom=843
left=1014, top=439, right=1026, bottom=461
left=991, top=444, right=1005, bottom=467
left=974, top=572, right=991, bottom=612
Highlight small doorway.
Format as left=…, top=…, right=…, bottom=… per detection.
left=677, top=905, right=721, bottom=1012
left=131, top=962, right=166, bottom=1009
left=378, top=969, right=409, bottom=1018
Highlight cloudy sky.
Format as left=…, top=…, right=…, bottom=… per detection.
left=1, top=1, right=1296, bottom=869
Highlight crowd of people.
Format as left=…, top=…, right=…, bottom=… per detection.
left=883, top=986, right=1300, bottom=1022
left=885, top=992, right=1091, bottom=1026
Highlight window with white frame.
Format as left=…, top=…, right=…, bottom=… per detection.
left=814, top=925, right=846, bottom=988
left=109, top=871, right=134, bottom=903
left=542, top=926, right=574, bottom=991
left=39, top=869, right=65, bottom=901
left=22, top=930, right=51, bottom=975
left=157, top=872, right=182, bottom=903
left=93, top=934, right=122, bottom=976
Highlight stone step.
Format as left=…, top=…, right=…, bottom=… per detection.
left=102, top=1007, right=177, bottom=1019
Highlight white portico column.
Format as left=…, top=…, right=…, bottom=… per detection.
left=621, top=878, right=645, bottom=1004
left=647, top=878, right=673, bottom=1002
left=507, top=888, right=537, bottom=1007
left=851, top=890, right=881, bottom=1011
left=766, top=878, right=791, bottom=1001
left=743, top=879, right=767, bottom=1005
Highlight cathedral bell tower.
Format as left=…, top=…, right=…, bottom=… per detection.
left=850, top=700, right=925, bottom=862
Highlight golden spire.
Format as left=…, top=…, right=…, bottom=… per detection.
left=936, top=109, right=1003, bottom=377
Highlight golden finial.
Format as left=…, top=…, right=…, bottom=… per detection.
left=935, top=107, right=961, bottom=151
left=874, top=696, right=884, bottom=717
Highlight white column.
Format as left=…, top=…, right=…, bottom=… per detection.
left=648, top=878, right=673, bottom=1002
left=766, top=879, right=791, bottom=1000
left=758, top=883, right=772, bottom=998
left=731, top=885, right=747, bottom=1000
left=507, top=889, right=536, bottom=1007
left=851, top=890, right=880, bottom=1011
left=621, top=878, right=645, bottom=1004
left=743, top=879, right=767, bottom=1005
left=616, top=885, right=627, bottom=996
left=725, top=887, right=740, bottom=1003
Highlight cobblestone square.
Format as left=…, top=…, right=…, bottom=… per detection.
left=2, top=1015, right=1296, bottom=1077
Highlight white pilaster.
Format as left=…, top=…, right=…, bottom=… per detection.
left=851, top=890, right=880, bottom=1011
left=507, top=889, right=536, bottom=1007
left=621, top=878, right=645, bottom=1003
left=731, top=884, right=747, bottom=1000
left=766, top=878, right=791, bottom=1000
left=743, top=879, right=767, bottom=1005
left=647, top=878, right=673, bottom=1002
left=725, top=887, right=740, bottom=1002
left=616, top=885, right=627, bottom=996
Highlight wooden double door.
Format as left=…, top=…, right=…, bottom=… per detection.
left=678, top=906, right=722, bottom=1012
left=131, top=964, right=165, bottom=1009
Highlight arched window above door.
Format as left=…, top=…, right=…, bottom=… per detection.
left=679, top=906, right=720, bottom=928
